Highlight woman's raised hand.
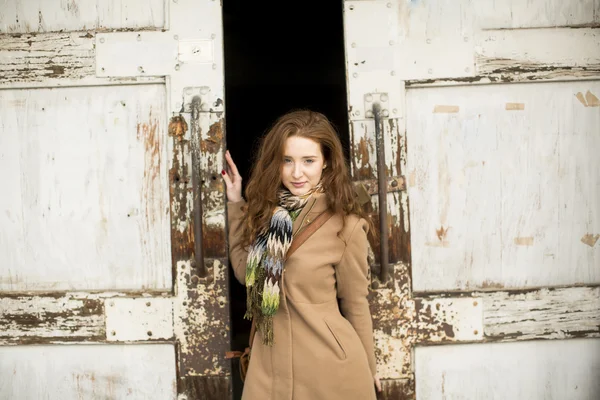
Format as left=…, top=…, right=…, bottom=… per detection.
left=221, top=150, right=243, bottom=203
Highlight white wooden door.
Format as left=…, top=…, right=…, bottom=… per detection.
left=0, top=1, right=231, bottom=399
left=343, top=1, right=600, bottom=399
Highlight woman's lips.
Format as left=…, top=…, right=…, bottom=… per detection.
left=291, top=182, right=306, bottom=188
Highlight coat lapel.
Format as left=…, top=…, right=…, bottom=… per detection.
left=291, top=192, right=329, bottom=237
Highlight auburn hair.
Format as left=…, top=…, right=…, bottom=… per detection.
left=242, top=110, right=372, bottom=246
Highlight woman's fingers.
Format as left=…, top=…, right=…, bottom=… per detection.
left=221, top=169, right=233, bottom=188
left=225, top=150, right=241, bottom=178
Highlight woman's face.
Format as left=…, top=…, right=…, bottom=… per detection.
left=281, top=136, right=325, bottom=196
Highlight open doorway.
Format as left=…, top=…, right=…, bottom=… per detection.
left=222, top=0, right=350, bottom=396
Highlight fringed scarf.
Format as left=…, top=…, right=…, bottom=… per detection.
left=244, top=185, right=322, bottom=345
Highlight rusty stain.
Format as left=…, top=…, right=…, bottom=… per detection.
left=354, top=136, right=374, bottom=179
left=581, top=233, right=600, bottom=247
left=168, top=115, right=188, bottom=138
left=376, top=378, right=415, bottom=400
left=137, top=110, right=162, bottom=227
left=481, top=280, right=505, bottom=289
left=514, top=236, right=534, bottom=246
left=433, top=105, right=459, bottom=113
left=436, top=226, right=448, bottom=241
left=505, top=103, right=525, bottom=110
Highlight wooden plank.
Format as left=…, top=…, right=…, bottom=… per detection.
left=0, top=295, right=104, bottom=344
left=482, top=287, right=600, bottom=341
left=475, top=28, right=600, bottom=82
left=0, top=0, right=165, bottom=34
left=473, top=0, right=600, bottom=29
left=0, top=84, right=172, bottom=291
left=407, top=80, right=600, bottom=291
left=0, top=344, right=176, bottom=399
left=415, top=339, right=600, bottom=399
left=0, top=31, right=167, bottom=89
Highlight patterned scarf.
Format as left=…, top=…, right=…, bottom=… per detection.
left=245, top=185, right=322, bottom=345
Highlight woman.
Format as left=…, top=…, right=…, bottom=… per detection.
left=222, top=110, right=381, bottom=399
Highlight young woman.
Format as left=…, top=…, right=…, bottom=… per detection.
left=222, top=110, right=381, bottom=399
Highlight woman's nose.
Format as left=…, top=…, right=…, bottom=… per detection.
left=292, top=165, right=303, bottom=178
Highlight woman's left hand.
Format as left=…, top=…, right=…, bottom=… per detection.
left=374, top=375, right=382, bottom=392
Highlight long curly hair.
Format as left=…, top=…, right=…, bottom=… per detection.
left=242, top=110, right=371, bottom=246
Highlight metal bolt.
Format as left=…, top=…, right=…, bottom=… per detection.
left=365, top=110, right=374, bottom=118
left=99, top=37, right=105, bottom=44
left=182, top=301, right=187, bottom=306
left=353, top=72, right=358, bottom=78
left=191, top=276, right=199, bottom=283
left=138, top=66, right=144, bottom=73
left=211, top=33, right=216, bottom=39
left=386, top=281, right=394, bottom=289
left=109, top=301, right=114, bottom=307
left=146, top=301, right=151, bottom=307
left=349, top=5, right=354, bottom=10
left=219, top=301, right=225, bottom=307
left=351, top=42, right=356, bottom=48
left=387, top=2, right=392, bottom=7
left=372, top=281, right=380, bottom=289
left=175, top=64, right=180, bottom=71
left=185, top=88, right=192, bottom=95
left=465, top=67, right=470, bottom=73
left=382, top=109, right=390, bottom=117
left=426, top=39, right=431, bottom=44
left=192, top=46, right=200, bottom=54
left=393, top=108, right=398, bottom=114
left=174, top=34, right=179, bottom=40
left=428, top=68, right=433, bottom=74
left=212, top=63, right=217, bottom=70
left=473, top=301, right=478, bottom=306
left=137, top=34, right=141, bottom=41
left=380, top=94, right=389, bottom=102
left=101, top=67, right=105, bottom=72
left=111, top=330, right=116, bottom=336
left=355, top=110, right=361, bottom=116
left=474, top=330, right=479, bottom=335
left=391, top=71, right=396, bottom=76
left=389, top=40, right=395, bottom=46
left=391, top=179, right=398, bottom=187
left=147, top=331, right=153, bottom=336
left=365, top=94, right=373, bottom=102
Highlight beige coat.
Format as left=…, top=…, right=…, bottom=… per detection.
left=228, top=193, right=377, bottom=400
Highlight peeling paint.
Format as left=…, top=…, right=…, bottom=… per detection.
left=581, top=233, right=600, bottom=247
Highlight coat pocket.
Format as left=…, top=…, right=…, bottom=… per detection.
left=323, top=317, right=347, bottom=360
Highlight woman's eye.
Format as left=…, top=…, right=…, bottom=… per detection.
left=284, top=159, right=292, bottom=164
left=305, top=159, right=314, bottom=164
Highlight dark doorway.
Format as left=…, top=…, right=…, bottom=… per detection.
left=222, top=1, right=349, bottom=397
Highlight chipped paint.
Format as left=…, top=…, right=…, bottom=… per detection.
left=581, top=234, right=600, bottom=247
left=0, top=295, right=104, bottom=344
left=482, top=287, right=600, bottom=341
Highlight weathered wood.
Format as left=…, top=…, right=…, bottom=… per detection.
left=0, top=84, right=172, bottom=291
left=482, top=286, right=600, bottom=341
left=377, top=378, right=415, bottom=400
left=0, top=344, right=177, bottom=399
left=0, top=32, right=95, bottom=85
left=415, top=338, right=600, bottom=399
left=0, top=31, right=165, bottom=89
left=407, top=80, right=600, bottom=292
left=178, top=375, right=232, bottom=400
left=0, top=295, right=104, bottom=344
left=474, top=28, right=600, bottom=83
left=0, top=0, right=165, bottom=34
